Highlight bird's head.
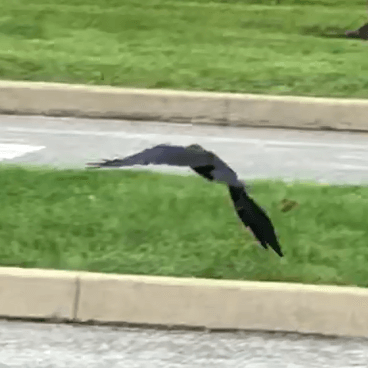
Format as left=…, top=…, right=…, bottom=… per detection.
left=186, top=144, right=204, bottom=152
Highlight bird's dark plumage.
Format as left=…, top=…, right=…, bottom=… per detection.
left=87, top=143, right=284, bottom=257
left=228, top=186, right=283, bottom=257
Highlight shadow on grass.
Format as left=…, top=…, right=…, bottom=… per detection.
left=300, top=25, right=349, bottom=39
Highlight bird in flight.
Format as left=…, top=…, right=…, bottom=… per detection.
left=87, top=143, right=284, bottom=257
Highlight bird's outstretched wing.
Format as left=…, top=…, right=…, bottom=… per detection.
left=228, top=186, right=283, bottom=257
left=87, top=144, right=211, bottom=168
left=87, top=143, right=243, bottom=187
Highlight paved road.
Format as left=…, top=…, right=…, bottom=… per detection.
left=0, top=320, right=367, bottom=368
left=1, top=115, right=368, bottom=366
left=1, top=115, right=368, bottom=184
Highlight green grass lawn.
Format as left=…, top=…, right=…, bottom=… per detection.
left=0, top=0, right=368, bottom=97
left=1, top=164, right=368, bottom=287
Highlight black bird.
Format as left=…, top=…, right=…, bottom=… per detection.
left=87, top=143, right=284, bottom=257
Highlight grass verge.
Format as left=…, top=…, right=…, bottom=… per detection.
left=1, top=164, right=368, bottom=287
left=0, top=0, right=367, bottom=97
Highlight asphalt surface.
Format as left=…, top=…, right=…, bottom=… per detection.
left=1, top=114, right=368, bottom=184
left=1, top=320, right=368, bottom=368
left=1, top=115, right=368, bottom=367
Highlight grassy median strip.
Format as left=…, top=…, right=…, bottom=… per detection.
left=0, top=0, right=367, bottom=98
left=1, top=164, right=368, bottom=287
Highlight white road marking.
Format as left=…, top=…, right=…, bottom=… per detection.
left=0, top=144, right=45, bottom=162
left=5, top=127, right=368, bottom=151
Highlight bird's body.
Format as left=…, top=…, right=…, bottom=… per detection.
left=87, top=143, right=284, bottom=257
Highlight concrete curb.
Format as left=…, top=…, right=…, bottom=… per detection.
left=1, top=267, right=368, bottom=338
left=0, top=80, right=368, bottom=131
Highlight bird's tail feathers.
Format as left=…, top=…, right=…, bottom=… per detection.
left=232, top=190, right=284, bottom=257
